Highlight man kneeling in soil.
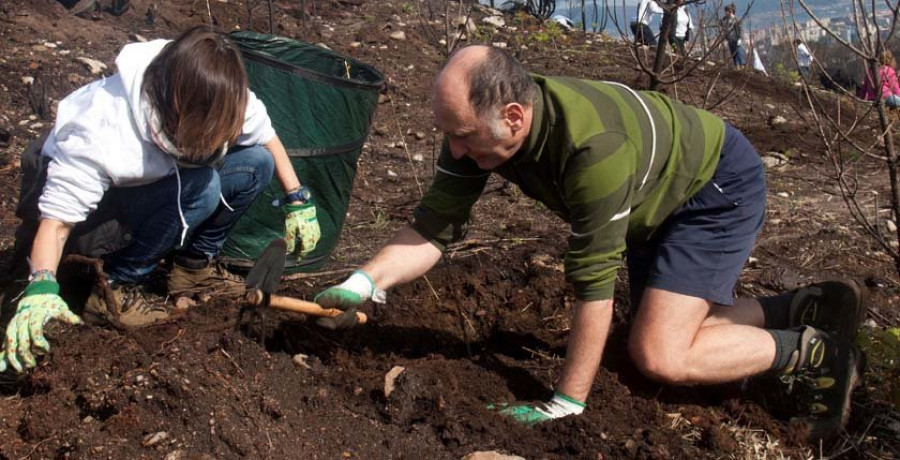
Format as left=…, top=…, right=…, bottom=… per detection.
left=316, top=45, right=864, bottom=441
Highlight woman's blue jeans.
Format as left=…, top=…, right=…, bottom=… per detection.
left=103, top=145, right=274, bottom=283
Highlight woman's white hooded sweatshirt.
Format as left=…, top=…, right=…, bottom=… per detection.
left=39, top=39, right=276, bottom=226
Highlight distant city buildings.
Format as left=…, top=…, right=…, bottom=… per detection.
left=750, top=9, right=893, bottom=50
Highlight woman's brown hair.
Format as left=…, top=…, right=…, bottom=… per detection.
left=142, top=26, right=248, bottom=162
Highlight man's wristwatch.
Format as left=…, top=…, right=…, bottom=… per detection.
left=285, top=186, right=311, bottom=205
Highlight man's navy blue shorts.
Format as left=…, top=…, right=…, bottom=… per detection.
left=626, top=123, right=766, bottom=307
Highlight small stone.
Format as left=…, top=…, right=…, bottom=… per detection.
left=75, top=56, right=107, bottom=75
left=82, top=415, right=94, bottom=423
left=384, top=366, right=406, bottom=398
left=378, top=94, right=390, bottom=104
left=315, top=43, right=331, bottom=50
left=21, top=76, right=34, bottom=85
left=292, top=354, right=312, bottom=370
left=29, top=122, right=43, bottom=130
left=475, top=310, right=487, bottom=317
left=164, top=451, right=184, bottom=460
left=482, top=16, right=506, bottom=28
left=198, top=293, right=212, bottom=303
left=414, top=131, right=426, bottom=140
left=747, top=256, right=759, bottom=267
left=43, top=42, right=58, bottom=49
left=765, top=103, right=776, bottom=110
left=349, top=41, right=362, bottom=48
left=412, top=154, right=423, bottom=162
left=174, top=297, right=196, bottom=311
left=463, top=452, right=526, bottom=460
left=770, top=115, right=787, bottom=126
left=387, top=170, right=397, bottom=177
left=131, top=34, right=148, bottom=42
left=492, top=42, right=508, bottom=49
left=389, top=31, right=407, bottom=41
left=142, top=431, right=168, bottom=447
left=887, top=219, right=897, bottom=233
left=776, top=192, right=790, bottom=198
left=32, top=45, right=48, bottom=52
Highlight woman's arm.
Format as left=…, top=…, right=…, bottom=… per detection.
left=29, top=219, right=72, bottom=275
left=263, top=135, right=303, bottom=199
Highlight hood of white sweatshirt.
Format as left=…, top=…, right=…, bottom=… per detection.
left=116, top=39, right=170, bottom=146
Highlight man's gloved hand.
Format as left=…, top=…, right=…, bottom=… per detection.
left=489, top=393, right=586, bottom=425
left=313, top=271, right=384, bottom=330
left=0, top=274, right=82, bottom=373
left=315, top=270, right=385, bottom=310
left=285, top=203, right=321, bottom=261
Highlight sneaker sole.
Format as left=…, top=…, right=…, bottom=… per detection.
left=797, top=344, right=864, bottom=442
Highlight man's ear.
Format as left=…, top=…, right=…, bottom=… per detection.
left=503, top=103, right=526, bottom=133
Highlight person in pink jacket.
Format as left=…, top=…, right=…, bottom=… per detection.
left=861, top=50, right=900, bottom=107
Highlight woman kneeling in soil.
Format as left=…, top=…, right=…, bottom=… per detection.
left=1, top=26, right=320, bottom=372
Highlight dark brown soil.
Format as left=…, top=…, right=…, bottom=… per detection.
left=0, top=1, right=898, bottom=459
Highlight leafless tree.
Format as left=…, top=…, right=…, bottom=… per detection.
left=784, top=0, right=900, bottom=276
left=416, top=0, right=473, bottom=56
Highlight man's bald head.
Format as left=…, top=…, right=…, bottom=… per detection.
left=431, top=45, right=537, bottom=170
left=434, top=45, right=537, bottom=117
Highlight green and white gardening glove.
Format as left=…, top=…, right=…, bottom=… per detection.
left=315, top=270, right=386, bottom=309
left=284, top=203, right=321, bottom=261
left=0, top=272, right=82, bottom=373
left=313, top=270, right=385, bottom=330
left=489, top=393, right=585, bottom=425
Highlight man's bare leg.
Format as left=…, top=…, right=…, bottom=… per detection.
left=628, top=288, right=775, bottom=384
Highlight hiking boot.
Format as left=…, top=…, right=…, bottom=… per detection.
left=167, top=262, right=244, bottom=297
left=786, top=280, right=866, bottom=340
left=84, top=281, right=170, bottom=328
left=782, top=326, right=863, bottom=442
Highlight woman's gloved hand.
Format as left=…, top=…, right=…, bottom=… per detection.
left=284, top=203, right=321, bottom=261
left=0, top=273, right=82, bottom=373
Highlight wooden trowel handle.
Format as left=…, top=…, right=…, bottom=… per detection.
left=250, top=290, right=368, bottom=324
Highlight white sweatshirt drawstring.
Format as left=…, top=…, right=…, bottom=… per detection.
left=174, top=167, right=189, bottom=247
left=220, top=194, right=234, bottom=212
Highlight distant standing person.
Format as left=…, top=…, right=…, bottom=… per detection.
left=631, top=0, right=663, bottom=46
left=795, top=39, right=814, bottom=78
left=720, top=4, right=745, bottom=69
left=668, top=4, right=694, bottom=57
left=860, top=50, right=900, bottom=107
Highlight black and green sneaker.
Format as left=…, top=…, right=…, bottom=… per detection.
left=782, top=326, right=863, bottom=442
left=786, top=280, right=866, bottom=340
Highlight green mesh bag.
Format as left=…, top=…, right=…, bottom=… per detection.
left=221, top=31, right=383, bottom=272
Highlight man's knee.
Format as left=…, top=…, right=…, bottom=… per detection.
left=627, top=336, right=692, bottom=385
